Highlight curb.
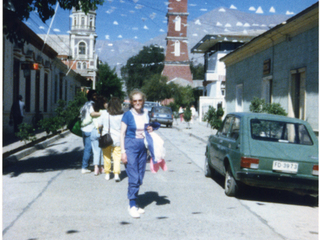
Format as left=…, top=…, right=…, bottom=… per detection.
left=3, top=130, right=71, bottom=167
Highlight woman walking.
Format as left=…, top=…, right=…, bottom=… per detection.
left=90, top=96, right=106, bottom=175
left=120, top=89, right=159, bottom=218
left=100, top=97, right=124, bottom=181
left=80, top=90, right=99, bottom=174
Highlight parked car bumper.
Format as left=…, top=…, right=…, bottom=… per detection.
left=150, top=118, right=173, bottom=125
left=236, top=171, right=318, bottom=195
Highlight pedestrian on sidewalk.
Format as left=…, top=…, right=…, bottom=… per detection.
left=100, top=97, right=123, bottom=182
left=178, top=106, right=184, bottom=122
left=190, top=105, right=197, bottom=124
left=91, top=96, right=106, bottom=176
left=80, top=90, right=100, bottom=174
left=10, top=95, right=25, bottom=133
left=120, top=89, right=159, bottom=218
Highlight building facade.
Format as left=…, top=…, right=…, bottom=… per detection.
left=61, top=7, right=99, bottom=89
left=3, top=20, right=87, bottom=134
left=221, top=3, right=318, bottom=132
left=162, top=0, right=193, bottom=85
left=191, top=33, right=261, bottom=121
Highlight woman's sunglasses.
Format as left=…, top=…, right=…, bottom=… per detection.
left=133, top=99, right=143, bottom=103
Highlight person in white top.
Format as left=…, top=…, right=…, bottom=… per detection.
left=99, top=97, right=124, bottom=181
left=190, top=105, right=197, bottom=124
left=90, top=96, right=107, bottom=176
left=80, top=90, right=100, bottom=174
left=10, top=95, right=25, bottom=133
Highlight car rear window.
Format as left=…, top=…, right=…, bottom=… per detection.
left=154, top=108, right=171, bottom=114
left=250, top=119, right=313, bottom=145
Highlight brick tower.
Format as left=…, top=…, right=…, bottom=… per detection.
left=162, top=0, right=193, bottom=85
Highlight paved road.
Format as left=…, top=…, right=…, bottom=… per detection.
left=3, top=127, right=318, bottom=240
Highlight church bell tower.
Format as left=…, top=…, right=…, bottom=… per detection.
left=162, top=0, right=193, bottom=85
left=69, top=7, right=98, bottom=89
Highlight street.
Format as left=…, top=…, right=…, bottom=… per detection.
left=3, top=126, right=318, bottom=240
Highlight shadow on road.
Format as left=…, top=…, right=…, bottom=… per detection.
left=138, top=191, right=171, bottom=209
left=3, top=147, right=83, bottom=177
left=208, top=171, right=318, bottom=207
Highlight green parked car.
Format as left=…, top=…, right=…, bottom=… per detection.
left=205, top=112, right=318, bottom=197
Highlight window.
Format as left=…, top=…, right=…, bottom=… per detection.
left=230, top=117, right=240, bottom=140
left=90, top=17, right=93, bottom=28
left=251, top=119, right=313, bottom=145
left=262, top=78, right=272, bottom=103
left=13, top=59, right=20, bottom=102
left=83, top=62, right=87, bottom=69
left=74, top=17, right=77, bottom=26
left=77, top=62, right=81, bottom=69
left=44, top=73, right=48, bottom=112
left=174, top=40, right=180, bottom=56
left=65, top=81, right=68, bottom=101
left=218, top=116, right=233, bottom=137
left=59, top=75, right=63, bottom=100
left=79, top=42, right=86, bottom=54
left=25, top=70, right=31, bottom=112
left=81, top=17, right=85, bottom=26
left=35, top=70, right=40, bottom=112
left=236, top=84, right=243, bottom=112
left=175, top=16, right=181, bottom=31
left=54, top=75, right=58, bottom=103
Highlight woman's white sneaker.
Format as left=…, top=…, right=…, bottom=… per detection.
left=128, top=206, right=140, bottom=218
left=105, top=174, right=110, bottom=180
left=114, top=174, right=120, bottom=182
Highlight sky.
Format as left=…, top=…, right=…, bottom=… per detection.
left=25, top=0, right=318, bottom=43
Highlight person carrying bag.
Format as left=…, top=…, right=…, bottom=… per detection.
left=99, top=114, right=113, bottom=148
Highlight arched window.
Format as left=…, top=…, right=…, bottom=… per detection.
left=81, top=17, right=85, bottom=26
left=74, top=17, right=77, bottom=26
left=83, top=62, right=87, bottom=69
left=175, top=16, right=181, bottom=31
left=79, top=42, right=86, bottom=55
left=77, top=62, right=81, bottom=69
left=174, top=40, right=180, bottom=56
left=89, top=17, right=93, bottom=28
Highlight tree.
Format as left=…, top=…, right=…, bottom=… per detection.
left=172, top=85, right=195, bottom=108
left=121, top=45, right=165, bottom=94
left=141, top=74, right=171, bottom=102
left=4, top=0, right=103, bottom=47
left=96, top=62, right=125, bottom=100
left=203, top=106, right=224, bottom=130
left=190, top=62, right=204, bottom=80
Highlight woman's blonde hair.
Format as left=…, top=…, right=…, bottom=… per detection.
left=129, top=89, right=146, bottom=105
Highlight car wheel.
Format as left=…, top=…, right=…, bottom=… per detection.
left=225, top=166, right=238, bottom=197
left=204, top=156, right=214, bottom=177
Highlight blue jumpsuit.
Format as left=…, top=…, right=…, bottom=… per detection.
left=122, top=109, right=159, bottom=204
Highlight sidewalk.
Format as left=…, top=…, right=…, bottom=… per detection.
left=3, top=130, right=71, bottom=166
left=172, top=119, right=217, bottom=143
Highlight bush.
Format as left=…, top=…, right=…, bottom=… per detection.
left=38, top=116, right=64, bottom=135
left=203, top=106, right=224, bottom=130
left=249, top=97, right=287, bottom=116
left=15, top=123, right=37, bottom=144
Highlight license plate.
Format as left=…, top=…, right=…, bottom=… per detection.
left=159, top=114, right=167, bottom=117
left=272, top=161, right=298, bottom=173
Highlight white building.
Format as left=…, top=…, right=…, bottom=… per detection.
left=191, top=32, right=262, bottom=121
left=3, top=19, right=87, bottom=134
